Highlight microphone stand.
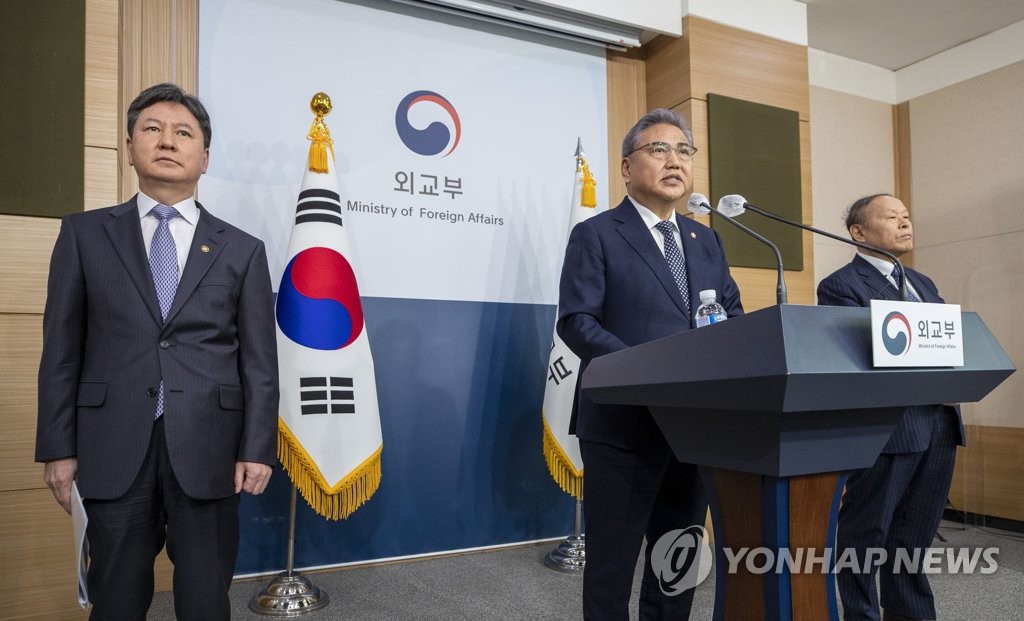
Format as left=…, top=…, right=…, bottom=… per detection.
left=689, top=198, right=788, bottom=304
left=739, top=201, right=910, bottom=302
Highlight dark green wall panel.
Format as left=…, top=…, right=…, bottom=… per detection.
left=1, top=0, right=85, bottom=218
left=707, top=93, right=803, bottom=271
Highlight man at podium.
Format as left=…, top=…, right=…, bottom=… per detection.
left=557, top=108, right=743, bottom=620
left=818, top=193, right=964, bottom=621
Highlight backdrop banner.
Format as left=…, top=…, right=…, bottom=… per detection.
left=199, top=0, right=607, bottom=572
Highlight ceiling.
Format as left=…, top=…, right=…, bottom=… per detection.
left=798, top=0, right=1024, bottom=70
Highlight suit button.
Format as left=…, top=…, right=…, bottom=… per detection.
left=147, top=387, right=158, bottom=397
left=159, top=341, right=170, bottom=349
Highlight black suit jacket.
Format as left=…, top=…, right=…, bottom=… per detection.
left=557, top=197, right=743, bottom=449
left=36, top=196, right=280, bottom=500
left=817, top=254, right=965, bottom=452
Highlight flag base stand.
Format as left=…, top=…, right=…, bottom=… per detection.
left=543, top=533, right=586, bottom=573
left=249, top=485, right=330, bottom=616
left=543, top=496, right=585, bottom=573
left=248, top=571, right=329, bottom=616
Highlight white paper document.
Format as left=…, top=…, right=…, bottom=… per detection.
left=71, top=481, right=89, bottom=608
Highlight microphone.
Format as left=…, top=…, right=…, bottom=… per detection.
left=687, top=193, right=787, bottom=304
left=717, top=194, right=911, bottom=302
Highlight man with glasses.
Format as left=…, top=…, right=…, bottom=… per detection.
left=557, top=108, right=743, bottom=620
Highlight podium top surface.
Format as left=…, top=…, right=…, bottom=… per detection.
left=582, top=304, right=1015, bottom=413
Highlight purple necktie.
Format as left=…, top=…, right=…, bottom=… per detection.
left=149, top=204, right=180, bottom=418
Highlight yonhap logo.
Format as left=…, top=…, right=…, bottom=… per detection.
left=395, top=90, right=461, bottom=157
left=650, top=525, right=713, bottom=595
left=881, top=311, right=913, bottom=356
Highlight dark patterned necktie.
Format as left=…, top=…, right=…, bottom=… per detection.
left=149, top=204, right=180, bottom=418
left=655, top=220, right=690, bottom=309
left=891, top=265, right=920, bottom=302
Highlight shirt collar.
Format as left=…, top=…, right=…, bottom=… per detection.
left=136, top=192, right=199, bottom=225
left=857, top=251, right=900, bottom=278
left=628, top=195, right=674, bottom=230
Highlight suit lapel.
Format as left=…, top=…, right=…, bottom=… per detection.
left=104, top=198, right=164, bottom=325
left=853, top=254, right=900, bottom=301
left=905, top=270, right=940, bottom=303
left=163, top=205, right=227, bottom=327
left=614, top=201, right=690, bottom=317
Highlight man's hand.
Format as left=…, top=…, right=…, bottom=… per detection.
left=234, top=461, right=272, bottom=495
left=44, top=458, right=78, bottom=514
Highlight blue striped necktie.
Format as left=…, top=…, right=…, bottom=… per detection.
left=891, top=265, right=920, bottom=302
left=149, top=204, right=180, bottom=418
left=655, top=219, right=690, bottom=309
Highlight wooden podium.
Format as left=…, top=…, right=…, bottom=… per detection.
left=582, top=304, right=1014, bottom=621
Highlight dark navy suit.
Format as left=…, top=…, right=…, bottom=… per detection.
left=557, top=197, right=742, bottom=620
left=818, top=254, right=964, bottom=621
left=36, top=196, right=279, bottom=620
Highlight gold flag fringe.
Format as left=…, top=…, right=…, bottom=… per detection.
left=542, top=416, right=584, bottom=500
left=580, top=159, right=597, bottom=208
left=278, top=421, right=382, bottom=520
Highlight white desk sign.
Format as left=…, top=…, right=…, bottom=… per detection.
left=870, top=300, right=964, bottom=367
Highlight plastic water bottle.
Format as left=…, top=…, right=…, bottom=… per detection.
left=694, top=289, right=728, bottom=328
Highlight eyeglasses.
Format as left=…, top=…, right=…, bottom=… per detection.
left=628, top=141, right=698, bottom=161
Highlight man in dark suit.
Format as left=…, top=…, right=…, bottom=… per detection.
left=557, top=108, right=743, bottom=620
left=817, top=193, right=964, bottom=621
left=36, top=83, right=279, bottom=620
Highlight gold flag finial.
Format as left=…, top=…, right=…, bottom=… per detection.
left=307, top=92, right=335, bottom=173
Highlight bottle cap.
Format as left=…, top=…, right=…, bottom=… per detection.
left=699, top=289, right=716, bottom=302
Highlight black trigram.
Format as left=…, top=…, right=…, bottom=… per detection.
left=295, top=188, right=343, bottom=226
left=299, top=376, right=355, bottom=414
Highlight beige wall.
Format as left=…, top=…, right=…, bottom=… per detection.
left=809, top=62, right=1023, bottom=522
left=808, top=86, right=895, bottom=287
left=908, top=61, right=1024, bottom=522
left=909, top=61, right=1024, bottom=429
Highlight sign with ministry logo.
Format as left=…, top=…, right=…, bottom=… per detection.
left=197, top=0, right=607, bottom=305
left=870, top=300, right=964, bottom=367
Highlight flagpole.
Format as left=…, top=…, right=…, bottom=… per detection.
left=543, top=496, right=586, bottom=573
left=248, top=484, right=330, bottom=615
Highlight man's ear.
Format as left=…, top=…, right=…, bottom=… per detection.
left=849, top=224, right=866, bottom=243
left=621, top=157, right=630, bottom=183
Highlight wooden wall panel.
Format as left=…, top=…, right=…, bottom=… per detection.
left=605, top=49, right=646, bottom=206
left=0, top=315, right=43, bottom=493
left=0, top=489, right=83, bottom=620
left=0, top=217, right=60, bottom=315
left=893, top=101, right=914, bottom=267
left=85, top=0, right=119, bottom=149
left=176, top=0, right=200, bottom=94
left=643, top=17, right=815, bottom=308
left=643, top=24, right=691, bottom=112
left=687, top=17, right=809, bottom=122
left=118, top=0, right=199, bottom=202
left=85, top=145, right=119, bottom=210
